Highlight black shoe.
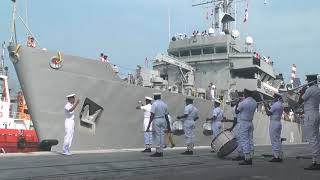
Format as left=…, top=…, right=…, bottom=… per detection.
left=210, top=149, right=216, bottom=153
left=150, top=152, right=163, bottom=157
left=171, top=144, right=176, bottom=148
left=141, top=148, right=151, bottom=153
left=232, top=156, right=245, bottom=161
left=239, top=159, right=252, bottom=165
left=269, top=157, right=283, bottom=163
left=304, top=163, right=320, bottom=170
left=181, top=151, right=193, bottom=155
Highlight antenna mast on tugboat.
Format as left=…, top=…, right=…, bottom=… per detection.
left=1, top=42, right=6, bottom=75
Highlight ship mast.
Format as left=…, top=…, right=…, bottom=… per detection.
left=9, top=0, right=18, bottom=45
left=192, top=0, right=237, bottom=34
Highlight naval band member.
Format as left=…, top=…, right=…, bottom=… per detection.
left=263, top=92, right=284, bottom=162
left=206, top=99, right=224, bottom=138
left=146, top=93, right=170, bottom=157
left=299, top=74, right=320, bottom=170
left=177, top=97, right=199, bottom=155
left=63, top=94, right=80, bottom=155
left=236, top=89, right=257, bottom=165
left=136, top=96, right=153, bottom=153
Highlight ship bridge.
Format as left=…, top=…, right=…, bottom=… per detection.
left=164, top=34, right=280, bottom=99
left=168, top=35, right=241, bottom=63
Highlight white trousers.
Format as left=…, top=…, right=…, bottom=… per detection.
left=212, top=121, right=222, bottom=138
left=144, top=118, right=152, bottom=131
left=269, top=120, right=282, bottom=158
left=238, top=120, right=254, bottom=159
left=144, top=132, right=153, bottom=147
left=152, top=118, right=167, bottom=153
left=143, top=118, right=152, bottom=147
left=184, top=120, right=195, bottom=150
left=303, top=112, right=320, bottom=163
left=63, top=119, right=75, bottom=153
left=234, top=123, right=243, bottom=156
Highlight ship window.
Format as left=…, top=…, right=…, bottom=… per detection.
left=216, top=46, right=227, bottom=53
left=203, top=47, right=215, bottom=54
left=191, top=49, right=202, bottom=55
left=169, top=51, right=179, bottom=57
left=180, top=50, right=190, bottom=57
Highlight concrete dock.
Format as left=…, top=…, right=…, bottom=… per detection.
left=0, top=144, right=319, bottom=180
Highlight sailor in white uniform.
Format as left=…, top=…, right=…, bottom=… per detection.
left=62, top=94, right=80, bottom=155
left=236, top=89, right=257, bottom=165
left=299, top=74, right=320, bottom=170
left=206, top=99, right=224, bottom=138
left=263, top=92, right=284, bottom=162
left=177, top=97, right=199, bottom=155
left=136, top=96, right=153, bottom=153
left=146, top=93, right=170, bottom=157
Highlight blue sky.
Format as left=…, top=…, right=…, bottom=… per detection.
left=1, top=0, right=320, bottom=92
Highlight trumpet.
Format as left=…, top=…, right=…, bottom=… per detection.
left=286, top=79, right=320, bottom=93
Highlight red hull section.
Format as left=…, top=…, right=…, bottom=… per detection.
left=0, top=129, right=39, bottom=153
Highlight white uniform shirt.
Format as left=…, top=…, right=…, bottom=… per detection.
left=141, top=104, right=152, bottom=118
left=64, top=102, right=75, bottom=121
left=212, top=106, right=224, bottom=122
left=184, top=104, right=199, bottom=121
left=237, top=97, right=257, bottom=121
left=211, top=90, right=215, bottom=100
left=269, top=101, right=284, bottom=121
left=150, top=100, right=169, bottom=119
left=302, top=85, right=320, bottom=113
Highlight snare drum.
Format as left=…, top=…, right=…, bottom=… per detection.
left=172, top=120, right=184, bottom=136
left=211, top=130, right=238, bottom=158
left=202, top=122, right=213, bottom=136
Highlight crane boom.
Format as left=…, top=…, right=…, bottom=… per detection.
left=155, top=53, right=194, bottom=72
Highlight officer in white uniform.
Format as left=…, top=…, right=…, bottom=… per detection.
left=236, top=89, right=257, bottom=165
left=146, top=93, right=170, bottom=157
left=177, top=97, right=199, bottom=155
left=63, top=94, right=80, bottom=155
left=207, top=99, right=224, bottom=138
left=136, top=96, right=153, bottom=153
left=299, top=74, right=320, bottom=170
left=263, top=92, right=284, bottom=162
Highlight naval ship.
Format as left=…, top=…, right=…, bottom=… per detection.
left=7, top=0, right=302, bottom=151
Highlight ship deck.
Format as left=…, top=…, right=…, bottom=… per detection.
left=0, top=144, right=319, bottom=180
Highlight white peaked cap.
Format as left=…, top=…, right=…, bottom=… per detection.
left=66, top=94, right=76, bottom=98
left=145, top=96, right=153, bottom=101
left=214, top=99, right=221, bottom=104
left=153, top=92, right=161, bottom=96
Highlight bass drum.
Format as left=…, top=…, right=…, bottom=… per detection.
left=211, top=130, right=238, bottom=158
left=202, top=122, right=213, bottom=136
left=172, top=120, right=184, bottom=136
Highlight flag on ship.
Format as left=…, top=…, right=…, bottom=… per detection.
left=243, top=8, right=248, bottom=22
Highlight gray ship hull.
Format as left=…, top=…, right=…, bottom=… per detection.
left=8, top=45, right=303, bottom=151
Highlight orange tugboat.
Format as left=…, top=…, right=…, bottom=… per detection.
left=0, top=41, right=39, bottom=153
left=0, top=76, right=39, bottom=153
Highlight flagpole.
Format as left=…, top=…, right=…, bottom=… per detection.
left=168, top=2, right=171, bottom=43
